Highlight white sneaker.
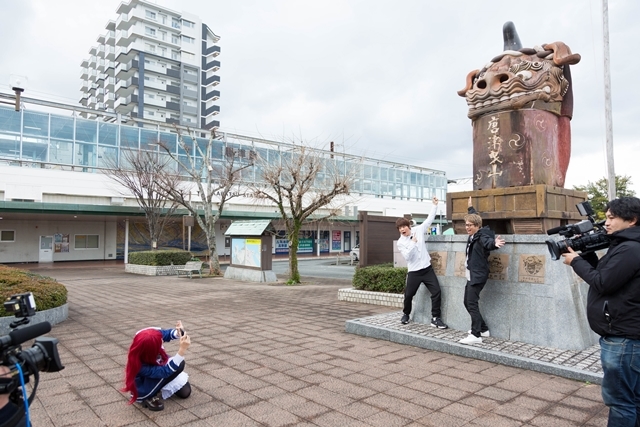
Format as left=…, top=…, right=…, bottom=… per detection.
left=468, top=330, right=490, bottom=337
left=459, top=334, right=483, bottom=345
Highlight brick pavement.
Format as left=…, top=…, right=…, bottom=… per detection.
left=18, top=264, right=608, bottom=426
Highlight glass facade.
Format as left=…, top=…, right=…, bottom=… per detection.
left=0, top=105, right=448, bottom=201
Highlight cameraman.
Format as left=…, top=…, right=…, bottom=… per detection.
left=0, top=366, right=26, bottom=427
left=562, top=196, right=640, bottom=426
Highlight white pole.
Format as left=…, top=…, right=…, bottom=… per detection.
left=602, top=0, right=616, bottom=200
left=124, top=219, right=129, bottom=264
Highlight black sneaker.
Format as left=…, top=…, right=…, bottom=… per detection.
left=430, top=317, right=448, bottom=329
left=401, top=314, right=410, bottom=324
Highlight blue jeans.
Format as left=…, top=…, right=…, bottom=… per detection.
left=600, top=336, right=640, bottom=427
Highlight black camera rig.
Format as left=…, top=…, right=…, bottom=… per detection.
left=545, top=201, right=610, bottom=261
left=1, top=292, right=64, bottom=427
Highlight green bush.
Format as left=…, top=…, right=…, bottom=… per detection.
left=0, top=266, right=68, bottom=317
left=352, top=264, right=407, bottom=294
left=128, top=250, right=193, bottom=266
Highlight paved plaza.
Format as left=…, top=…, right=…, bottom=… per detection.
left=19, top=262, right=608, bottom=426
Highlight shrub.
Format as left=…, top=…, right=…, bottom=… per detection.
left=0, top=265, right=68, bottom=317
left=128, top=250, right=193, bottom=266
left=352, top=264, right=407, bottom=294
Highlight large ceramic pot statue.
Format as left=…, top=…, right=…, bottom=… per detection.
left=458, top=22, right=581, bottom=190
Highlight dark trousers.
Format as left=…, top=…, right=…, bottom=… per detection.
left=403, top=266, right=442, bottom=318
left=464, top=281, right=488, bottom=337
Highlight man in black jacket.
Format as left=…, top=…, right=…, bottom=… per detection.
left=459, top=197, right=505, bottom=345
left=562, top=196, right=640, bottom=426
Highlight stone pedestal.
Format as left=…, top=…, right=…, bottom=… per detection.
left=447, top=185, right=587, bottom=235
left=410, top=235, right=598, bottom=351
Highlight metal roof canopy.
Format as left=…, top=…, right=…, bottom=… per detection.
left=224, top=220, right=272, bottom=236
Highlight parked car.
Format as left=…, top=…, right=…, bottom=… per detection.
left=350, top=244, right=360, bottom=261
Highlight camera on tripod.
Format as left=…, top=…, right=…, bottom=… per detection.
left=1, top=292, right=64, bottom=427
left=545, top=201, right=610, bottom=261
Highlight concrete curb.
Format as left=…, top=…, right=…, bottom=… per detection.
left=0, top=303, right=68, bottom=335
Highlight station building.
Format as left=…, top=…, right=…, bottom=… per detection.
left=0, top=93, right=449, bottom=264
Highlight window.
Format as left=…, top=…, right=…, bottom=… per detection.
left=147, top=111, right=155, bottom=116
left=182, top=35, right=194, bottom=44
left=0, top=230, right=15, bottom=242
left=145, top=43, right=156, bottom=53
left=75, top=235, right=99, bottom=249
left=145, top=27, right=156, bottom=37
left=147, top=93, right=155, bottom=99
left=171, top=50, right=180, bottom=60
left=182, top=20, right=195, bottom=28
left=172, top=18, right=181, bottom=29
left=145, top=10, right=156, bottom=19
left=171, top=35, right=180, bottom=44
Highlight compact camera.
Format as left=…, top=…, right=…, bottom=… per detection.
left=545, top=201, right=610, bottom=261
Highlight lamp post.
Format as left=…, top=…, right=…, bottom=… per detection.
left=9, top=75, right=28, bottom=111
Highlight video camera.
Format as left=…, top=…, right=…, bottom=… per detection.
left=1, top=292, right=64, bottom=427
left=545, top=201, right=610, bottom=261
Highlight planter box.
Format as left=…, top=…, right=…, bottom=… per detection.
left=125, top=263, right=187, bottom=276
left=338, top=288, right=403, bottom=308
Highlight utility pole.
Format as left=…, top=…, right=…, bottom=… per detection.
left=602, top=0, right=616, bottom=200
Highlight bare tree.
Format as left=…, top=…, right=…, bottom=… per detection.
left=158, top=128, right=252, bottom=275
left=103, top=149, right=180, bottom=250
left=250, top=142, right=356, bottom=283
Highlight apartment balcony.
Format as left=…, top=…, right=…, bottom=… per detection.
left=105, top=46, right=116, bottom=61
left=142, top=79, right=166, bottom=91
left=202, top=75, right=220, bottom=86
left=97, top=59, right=106, bottom=72
left=115, top=47, right=136, bottom=64
left=144, top=61, right=167, bottom=75
left=81, top=68, right=89, bottom=79
left=80, top=80, right=89, bottom=91
left=183, top=105, right=197, bottom=115
left=115, top=59, right=138, bottom=80
left=183, top=88, right=198, bottom=99
left=106, top=30, right=115, bottom=45
left=115, top=76, right=139, bottom=97
left=87, top=96, right=97, bottom=108
left=88, top=69, right=98, bottom=82
left=105, top=64, right=115, bottom=78
left=183, top=71, right=198, bottom=84
left=202, top=118, right=220, bottom=130
left=105, top=77, right=116, bottom=91
left=202, top=89, right=220, bottom=101
left=115, top=12, right=133, bottom=31
left=116, top=30, right=133, bottom=46
left=114, top=94, right=138, bottom=114
left=202, top=104, right=220, bottom=116
left=204, top=45, right=221, bottom=57
left=203, top=60, right=220, bottom=72
left=97, top=45, right=106, bottom=59
left=143, top=96, right=166, bottom=108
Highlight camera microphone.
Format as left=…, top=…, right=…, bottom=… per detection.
left=7, top=321, right=52, bottom=346
left=546, top=225, right=565, bottom=235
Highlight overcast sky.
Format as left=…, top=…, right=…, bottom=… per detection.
left=0, top=0, right=637, bottom=194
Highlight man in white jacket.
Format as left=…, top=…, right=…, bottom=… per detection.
left=395, top=197, right=448, bottom=328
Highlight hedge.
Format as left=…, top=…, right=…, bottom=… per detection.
left=352, top=263, right=407, bottom=294
left=0, top=266, right=68, bottom=317
left=128, top=250, right=194, bottom=266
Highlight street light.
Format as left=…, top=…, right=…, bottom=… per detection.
left=9, top=75, right=28, bottom=111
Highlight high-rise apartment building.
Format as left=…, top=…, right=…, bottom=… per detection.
left=80, top=0, right=221, bottom=129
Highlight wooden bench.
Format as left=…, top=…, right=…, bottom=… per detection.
left=176, top=261, right=203, bottom=279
